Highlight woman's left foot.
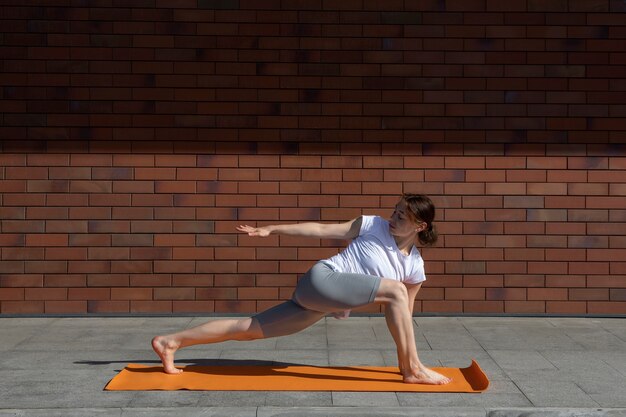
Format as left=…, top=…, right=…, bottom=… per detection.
left=151, top=335, right=183, bottom=374
left=402, top=366, right=452, bottom=385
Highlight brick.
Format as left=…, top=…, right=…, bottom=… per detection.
left=238, top=261, right=278, bottom=273
left=44, top=301, right=86, bottom=314
left=463, top=222, right=503, bottom=235
left=67, top=260, right=110, bottom=274
left=504, top=248, right=544, bottom=261
left=487, top=261, right=527, bottom=274
left=507, top=170, right=547, bottom=182
left=0, top=288, right=25, bottom=301
left=68, top=288, right=110, bottom=301
left=70, top=154, right=112, bottom=167
left=529, top=262, right=568, bottom=274
left=214, top=300, right=255, bottom=313
left=486, top=288, right=527, bottom=301
left=129, top=275, right=171, bottom=287
left=504, top=196, right=544, bottom=208
left=49, top=167, right=92, bottom=180
left=1, top=220, right=40, bottom=235
left=445, top=209, right=485, bottom=222
left=568, top=262, right=610, bottom=275
left=130, top=301, right=172, bottom=313
left=486, top=182, right=525, bottom=195
left=528, top=288, right=568, bottom=301
left=26, top=234, right=68, bottom=247
left=527, top=209, right=567, bottom=221
left=88, top=300, right=130, bottom=314
left=504, top=222, right=544, bottom=236
left=505, top=301, right=545, bottom=313
left=445, top=261, right=485, bottom=274
left=569, top=236, right=608, bottom=249
left=545, top=196, right=586, bottom=209
left=238, top=287, right=279, bottom=300
left=610, top=289, right=626, bottom=301
left=546, top=222, right=586, bottom=235
left=422, top=300, right=463, bottom=313
left=87, top=274, right=129, bottom=287
left=172, top=301, right=214, bottom=313
left=111, top=288, right=153, bottom=301
left=1, top=301, right=44, bottom=314
left=504, top=275, right=544, bottom=287
left=570, top=288, right=609, bottom=301
left=0, top=273, right=42, bottom=288
left=135, top=168, right=176, bottom=180
left=527, top=183, right=568, bottom=195
left=463, top=196, right=503, bottom=208
left=154, top=288, right=195, bottom=300
left=25, top=288, right=67, bottom=301
left=445, top=288, right=485, bottom=301
left=587, top=196, right=624, bottom=209
left=588, top=301, right=626, bottom=315
left=485, top=209, right=525, bottom=221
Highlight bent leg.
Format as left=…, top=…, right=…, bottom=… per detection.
left=375, top=279, right=451, bottom=385
left=152, top=301, right=325, bottom=374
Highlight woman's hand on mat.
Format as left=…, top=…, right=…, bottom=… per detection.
left=237, top=225, right=271, bottom=237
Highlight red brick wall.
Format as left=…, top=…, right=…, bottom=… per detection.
left=1, top=1, right=625, bottom=315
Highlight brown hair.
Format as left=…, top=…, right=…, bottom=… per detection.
left=402, top=193, right=438, bottom=247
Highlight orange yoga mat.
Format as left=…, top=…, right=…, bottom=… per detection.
left=105, top=360, right=489, bottom=393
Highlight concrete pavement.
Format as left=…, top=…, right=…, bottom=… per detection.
left=1, top=315, right=625, bottom=416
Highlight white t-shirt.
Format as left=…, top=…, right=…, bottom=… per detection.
left=324, top=215, right=426, bottom=285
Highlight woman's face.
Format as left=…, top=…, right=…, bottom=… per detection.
left=389, top=199, right=426, bottom=238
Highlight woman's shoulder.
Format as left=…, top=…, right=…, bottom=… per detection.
left=366, top=215, right=388, bottom=225
left=359, top=215, right=386, bottom=233
left=372, top=215, right=392, bottom=236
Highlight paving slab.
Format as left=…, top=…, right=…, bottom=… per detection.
left=513, top=378, right=599, bottom=408
left=328, top=349, right=386, bottom=366
left=487, top=409, right=626, bottom=417
left=331, top=391, right=401, bottom=407
left=257, top=406, right=487, bottom=416
left=265, top=391, right=333, bottom=407
left=422, top=329, right=485, bottom=350
left=488, top=350, right=558, bottom=372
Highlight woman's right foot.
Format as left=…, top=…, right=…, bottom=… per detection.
left=151, top=335, right=183, bottom=374
left=403, top=366, right=452, bottom=385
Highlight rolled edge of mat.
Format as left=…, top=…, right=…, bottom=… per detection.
left=460, top=359, right=490, bottom=392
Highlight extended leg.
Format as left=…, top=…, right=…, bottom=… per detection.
left=152, top=317, right=261, bottom=374
left=375, top=279, right=451, bottom=385
left=152, top=301, right=325, bottom=374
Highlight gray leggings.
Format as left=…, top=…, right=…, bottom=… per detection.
left=254, top=261, right=382, bottom=338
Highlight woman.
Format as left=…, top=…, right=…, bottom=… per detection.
left=152, top=194, right=451, bottom=385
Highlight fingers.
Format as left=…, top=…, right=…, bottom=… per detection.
left=236, top=225, right=260, bottom=236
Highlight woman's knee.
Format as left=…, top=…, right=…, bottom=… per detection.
left=233, top=318, right=264, bottom=341
left=376, top=279, right=408, bottom=304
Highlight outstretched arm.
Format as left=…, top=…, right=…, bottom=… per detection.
left=237, top=217, right=362, bottom=240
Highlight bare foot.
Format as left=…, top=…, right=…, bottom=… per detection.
left=403, top=366, right=452, bottom=385
left=151, top=335, right=183, bottom=374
